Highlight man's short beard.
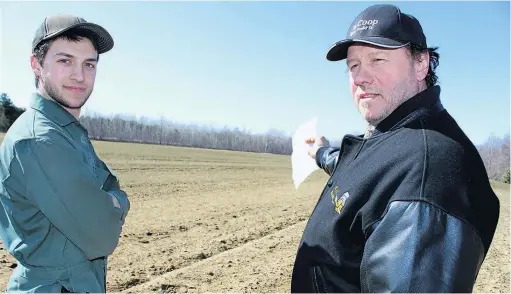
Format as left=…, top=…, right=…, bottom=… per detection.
left=42, top=78, right=90, bottom=110
left=366, top=67, right=420, bottom=126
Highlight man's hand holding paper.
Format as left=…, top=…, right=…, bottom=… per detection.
left=305, top=136, right=330, bottom=159
left=291, top=118, right=331, bottom=189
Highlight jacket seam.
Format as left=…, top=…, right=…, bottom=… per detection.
left=331, top=150, right=340, bottom=175
left=361, top=199, right=485, bottom=293
left=31, top=109, right=36, bottom=139
left=363, top=253, right=372, bottom=292
left=416, top=119, right=484, bottom=245
left=312, top=267, right=320, bottom=292
left=1, top=148, right=14, bottom=184
left=363, top=199, right=486, bottom=253
left=420, top=119, right=427, bottom=199
left=3, top=140, right=32, bottom=246
left=351, top=139, right=365, bottom=163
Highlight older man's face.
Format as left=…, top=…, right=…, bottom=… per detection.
left=346, top=43, right=427, bottom=125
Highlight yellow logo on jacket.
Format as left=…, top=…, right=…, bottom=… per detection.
left=330, top=185, right=350, bottom=214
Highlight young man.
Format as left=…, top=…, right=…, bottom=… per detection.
left=291, top=4, right=500, bottom=292
left=0, top=14, right=130, bottom=293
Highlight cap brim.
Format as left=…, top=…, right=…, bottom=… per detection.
left=39, top=22, right=114, bottom=54
left=326, top=37, right=409, bottom=61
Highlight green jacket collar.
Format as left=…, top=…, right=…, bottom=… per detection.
left=30, top=93, right=78, bottom=127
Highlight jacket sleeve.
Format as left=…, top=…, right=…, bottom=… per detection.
left=315, top=147, right=340, bottom=176
left=360, top=200, right=485, bottom=293
left=18, top=134, right=128, bottom=260
left=101, top=162, right=130, bottom=225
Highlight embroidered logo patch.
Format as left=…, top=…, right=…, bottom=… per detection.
left=330, top=185, right=350, bottom=214
left=81, top=134, right=88, bottom=145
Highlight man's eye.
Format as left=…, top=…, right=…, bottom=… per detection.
left=58, top=59, right=70, bottom=64
left=85, top=63, right=96, bottom=68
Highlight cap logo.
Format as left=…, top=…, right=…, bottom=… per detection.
left=350, top=19, right=379, bottom=36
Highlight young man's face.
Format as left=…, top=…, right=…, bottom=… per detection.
left=346, top=43, right=428, bottom=126
left=31, top=37, right=98, bottom=112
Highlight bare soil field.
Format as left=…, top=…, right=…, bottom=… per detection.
left=0, top=135, right=508, bottom=292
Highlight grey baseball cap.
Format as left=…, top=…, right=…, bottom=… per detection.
left=32, top=14, right=114, bottom=54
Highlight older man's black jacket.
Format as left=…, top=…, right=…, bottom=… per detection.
left=291, top=85, right=500, bottom=293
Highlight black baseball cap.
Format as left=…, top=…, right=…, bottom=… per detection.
left=32, top=14, right=114, bottom=54
left=326, top=4, right=427, bottom=61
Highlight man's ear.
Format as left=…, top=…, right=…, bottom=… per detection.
left=30, top=55, right=42, bottom=78
left=415, top=51, right=429, bottom=82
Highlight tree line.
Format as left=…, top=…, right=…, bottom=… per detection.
left=0, top=92, right=509, bottom=182
left=79, top=113, right=292, bottom=155
left=0, top=93, right=292, bottom=155
left=477, top=133, right=510, bottom=183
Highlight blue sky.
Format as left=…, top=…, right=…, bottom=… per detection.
left=0, top=1, right=509, bottom=145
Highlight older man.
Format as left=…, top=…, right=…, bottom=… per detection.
left=0, top=14, right=129, bottom=292
left=291, top=4, right=499, bottom=293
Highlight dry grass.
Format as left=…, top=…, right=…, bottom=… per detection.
left=0, top=134, right=508, bottom=292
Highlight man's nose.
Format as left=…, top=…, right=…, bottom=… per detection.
left=70, top=65, right=85, bottom=83
left=352, top=64, right=374, bottom=87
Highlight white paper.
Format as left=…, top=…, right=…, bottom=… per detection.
left=291, top=117, right=319, bottom=189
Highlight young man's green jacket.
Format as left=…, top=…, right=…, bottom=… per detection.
left=0, top=93, right=130, bottom=293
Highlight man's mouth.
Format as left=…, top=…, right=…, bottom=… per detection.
left=359, top=93, right=379, bottom=99
left=63, top=86, right=86, bottom=93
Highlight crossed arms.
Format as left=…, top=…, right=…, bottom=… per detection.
left=14, top=131, right=130, bottom=260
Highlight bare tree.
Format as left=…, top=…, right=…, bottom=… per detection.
left=0, top=109, right=8, bottom=132
left=478, top=132, right=510, bottom=181
left=77, top=112, right=293, bottom=155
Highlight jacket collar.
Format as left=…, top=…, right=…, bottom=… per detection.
left=30, top=92, right=78, bottom=127
left=372, top=85, right=444, bottom=136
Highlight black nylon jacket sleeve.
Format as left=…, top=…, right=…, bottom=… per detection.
left=315, top=147, right=340, bottom=176
left=360, top=200, right=486, bottom=293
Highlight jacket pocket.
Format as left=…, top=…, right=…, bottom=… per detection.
left=312, top=266, right=328, bottom=293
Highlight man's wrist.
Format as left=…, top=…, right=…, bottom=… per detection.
left=315, top=146, right=329, bottom=167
